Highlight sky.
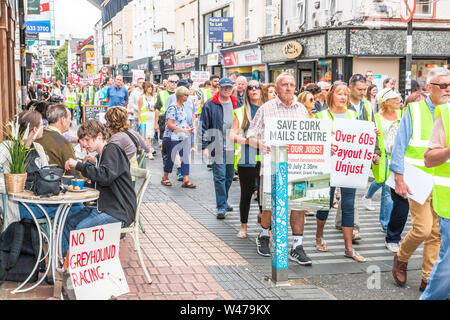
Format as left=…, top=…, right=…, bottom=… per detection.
left=54, top=0, right=101, bottom=39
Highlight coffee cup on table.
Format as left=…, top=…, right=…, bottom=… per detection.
left=62, top=175, right=74, bottom=186
left=72, top=179, right=85, bottom=190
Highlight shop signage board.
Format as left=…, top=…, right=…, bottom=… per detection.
left=68, top=223, right=129, bottom=300
left=207, top=53, right=220, bottom=66
left=263, top=117, right=332, bottom=211
left=25, top=0, right=51, bottom=33
left=331, top=119, right=376, bottom=189
left=283, top=41, right=303, bottom=59
left=208, top=17, right=233, bottom=43
left=223, top=48, right=262, bottom=67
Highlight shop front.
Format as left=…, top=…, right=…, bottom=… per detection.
left=221, top=45, right=266, bottom=83
left=128, top=56, right=152, bottom=81
left=205, top=52, right=222, bottom=77
left=173, top=57, right=199, bottom=79
left=151, top=58, right=163, bottom=83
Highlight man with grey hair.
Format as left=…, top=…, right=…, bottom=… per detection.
left=106, top=75, right=129, bottom=108
left=247, top=72, right=314, bottom=265
left=391, top=67, right=450, bottom=292
left=36, top=104, right=78, bottom=176
left=235, top=76, right=247, bottom=108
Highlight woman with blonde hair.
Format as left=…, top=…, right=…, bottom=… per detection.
left=229, top=80, right=264, bottom=238
left=161, top=86, right=195, bottom=188
left=315, top=83, right=365, bottom=262
left=297, top=91, right=315, bottom=118
left=138, top=82, right=156, bottom=160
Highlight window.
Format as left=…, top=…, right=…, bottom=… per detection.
left=181, top=22, right=185, bottom=43
left=265, top=0, right=275, bottom=35
left=245, top=0, right=250, bottom=40
left=296, top=0, right=305, bottom=24
left=191, top=18, right=195, bottom=41
left=415, top=0, right=433, bottom=16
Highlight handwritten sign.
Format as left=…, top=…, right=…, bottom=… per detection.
left=331, top=119, right=376, bottom=188
left=264, top=117, right=332, bottom=211
left=83, top=105, right=108, bottom=124
left=68, top=223, right=129, bottom=300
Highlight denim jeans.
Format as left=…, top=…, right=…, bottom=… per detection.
left=19, top=203, right=84, bottom=220
left=420, top=216, right=450, bottom=300
left=211, top=150, right=235, bottom=211
left=163, top=138, right=190, bottom=176
left=62, top=206, right=124, bottom=256
left=367, top=180, right=393, bottom=231
left=386, top=188, right=409, bottom=244
left=330, top=187, right=356, bottom=227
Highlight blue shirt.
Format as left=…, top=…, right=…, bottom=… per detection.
left=166, top=94, right=196, bottom=144
left=389, top=96, right=435, bottom=175
left=107, top=86, right=129, bottom=108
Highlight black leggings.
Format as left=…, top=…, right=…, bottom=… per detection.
left=238, top=163, right=261, bottom=224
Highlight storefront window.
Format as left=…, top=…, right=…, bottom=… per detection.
left=412, top=59, right=448, bottom=88
left=270, top=67, right=295, bottom=83
left=317, top=60, right=332, bottom=82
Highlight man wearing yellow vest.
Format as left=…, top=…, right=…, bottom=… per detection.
left=155, top=74, right=178, bottom=160
left=421, top=86, right=450, bottom=300
left=391, top=67, right=450, bottom=293
left=85, top=78, right=101, bottom=106
left=65, top=84, right=77, bottom=121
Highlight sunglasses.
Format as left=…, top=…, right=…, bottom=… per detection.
left=169, top=80, right=178, bottom=84
left=430, top=83, right=450, bottom=90
left=247, top=85, right=261, bottom=91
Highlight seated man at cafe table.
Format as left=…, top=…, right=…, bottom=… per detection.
left=35, top=104, right=79, bottom=177
left=61, top=120, right=137, bottom=257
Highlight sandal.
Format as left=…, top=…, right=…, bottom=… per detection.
left=316, top=238, right=328, bottom=252
left=182, top=181, right=196, bottom=188
left=344, top=249, right=366, bottom=263
left=237, top=231, right=247, bottom=239
left=161, top=179, right=172, bottom=186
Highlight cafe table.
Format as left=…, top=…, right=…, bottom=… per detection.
left=8, top=188, right=100, bottom=294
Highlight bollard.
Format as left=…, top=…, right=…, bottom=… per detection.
left=270, top=145, right=289, bottom=285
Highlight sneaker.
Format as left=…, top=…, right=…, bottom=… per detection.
left=381, top=227, right=387, bottom=233
left=256, top=235, right=271, bottom=257
left=216, top=209, right=227, bottom=220
left=361, top=195, right=375, bottom=211
left=289, top=245, right=312, bottom=265
left=226, top=206, right=233, bottom=212
left=385, top=241, right=400, bottom=253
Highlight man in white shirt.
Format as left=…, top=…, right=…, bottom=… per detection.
left=129, top=77, right=145, bottom=130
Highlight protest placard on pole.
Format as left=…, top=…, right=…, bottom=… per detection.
left=263, top=117, right=332, bottom=211
left=132, top=69, right=146, bottom=85
left=191, top=71, right=210, bottom=89
left=68, top=222, right=129, bottom=300
left=331, top=118, right=376, bottom=189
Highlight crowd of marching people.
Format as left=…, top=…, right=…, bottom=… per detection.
left=16, top=66, right=450, bottom=300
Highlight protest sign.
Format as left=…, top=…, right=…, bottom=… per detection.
left=331, top=118, right=376, bottom=189
left=263, top=117, right=332, bottom=211
left=191, top=71, right=210, bottom=89
left=68, top=222, right=129, bottom=300
left=132, top=69, right=145, bottom=85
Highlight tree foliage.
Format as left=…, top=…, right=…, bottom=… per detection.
left=53, top=40, right=68, bottom=83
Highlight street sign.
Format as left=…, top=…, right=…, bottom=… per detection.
left=122, top=64, right=129, bottom=72
left=400, top=0, right=416, bottom=23
left=208, top=17, right=233, bottom=43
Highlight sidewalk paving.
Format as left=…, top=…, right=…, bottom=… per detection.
left=0, top=202, right=335, bottom=300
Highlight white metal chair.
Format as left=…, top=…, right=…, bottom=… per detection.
left=121, top=167, right=152, bottom=284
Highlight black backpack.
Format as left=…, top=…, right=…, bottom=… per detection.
left=0, top=219, right=45, bottom=283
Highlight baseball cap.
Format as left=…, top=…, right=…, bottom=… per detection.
left=377, top=88, right=402, bottom=104
left=177, top=79, right=191, bottom=88
left=219, top=78, right=233, bottom=87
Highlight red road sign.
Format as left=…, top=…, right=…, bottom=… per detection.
left=400, top=0, right=416, bottom=23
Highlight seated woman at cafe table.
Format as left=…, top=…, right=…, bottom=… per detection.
left=61, top=120, right=137, bottom=256
left=0, top=111, right=83, bottom=229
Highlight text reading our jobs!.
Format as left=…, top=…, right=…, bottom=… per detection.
left=69, top=228, right=117, bottom=288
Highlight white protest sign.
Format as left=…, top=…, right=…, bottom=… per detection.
left=191, top=71, right=210, bottom=89
left=68, top=222, right=129, bottom=300
left=263, top=117, right=332, bottom=210
left=132, top=69, right=145, bottom=85
left=331, top=119, right=376, bottom=189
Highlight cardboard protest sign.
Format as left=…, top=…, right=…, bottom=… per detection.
left=68, top=222, right=129, bottom=300
left=263, top=117, right=332, bottom=211
left=331, top=119, right=376, bottom=189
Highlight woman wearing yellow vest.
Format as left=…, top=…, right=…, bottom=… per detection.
left=229, top=80, right=264, bottom=238
left=315, top=83, right=365, bottom=262
left=361, top=88, right=403, bottom=237
left=138, top=82, right=156, bottom=160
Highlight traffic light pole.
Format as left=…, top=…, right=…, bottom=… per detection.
left=405, top=19, right=413, bottom=97
left=18, top=0, right=28, bottom=109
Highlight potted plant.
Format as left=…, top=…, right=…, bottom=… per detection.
left=2, top=118, right=33, bottom=194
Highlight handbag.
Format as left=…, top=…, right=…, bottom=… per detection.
left=31, top=165, right=63, bottom=197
